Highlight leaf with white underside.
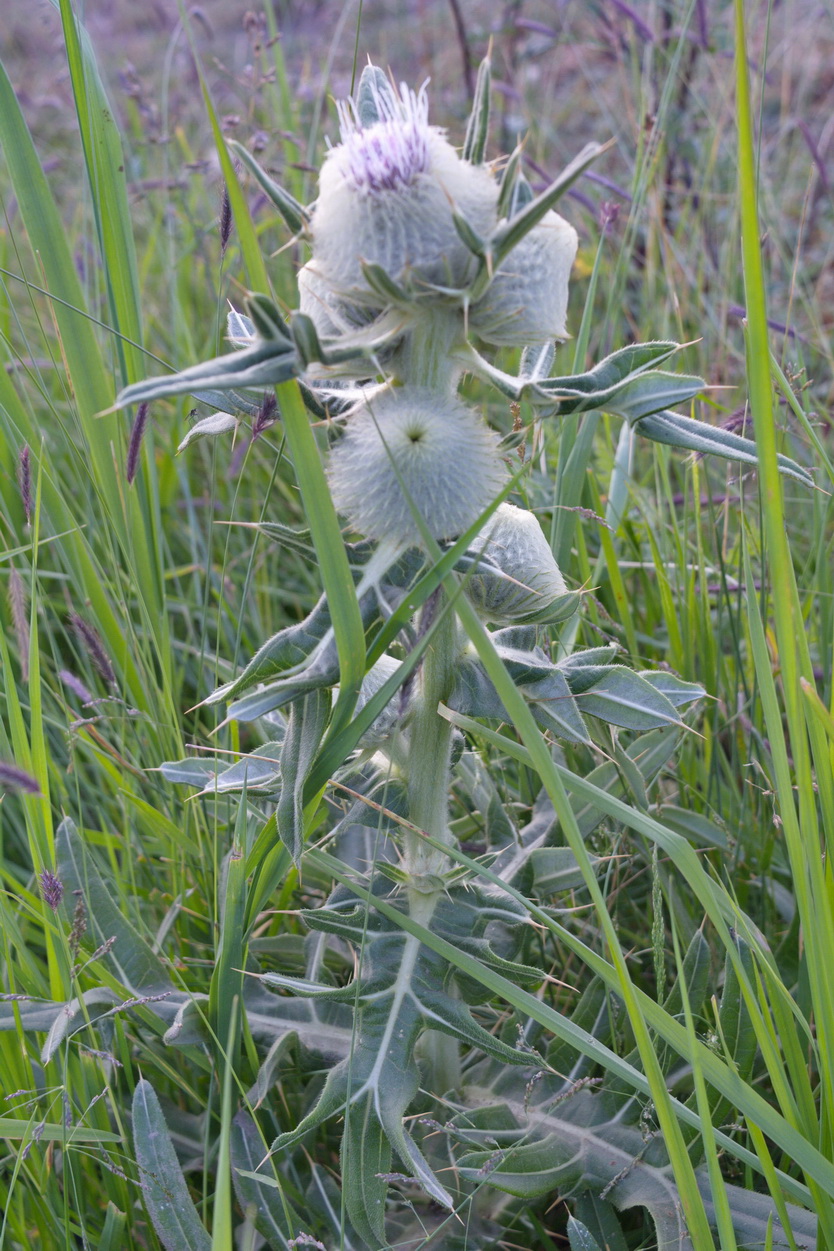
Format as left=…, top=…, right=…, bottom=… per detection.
left=177, top=412, right=239, bottom=451
left=40, top=988, right=119, bottom=1064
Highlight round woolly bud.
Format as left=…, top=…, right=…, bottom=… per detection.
left=298, top=261, right=369, bottom=338
left=328, top=389, right=506, bottom=548
left=311, top=84, right=498, bottom=296
left=470, top=210, right=578, bottom=347
left=464, top=503, right=577, bottom=625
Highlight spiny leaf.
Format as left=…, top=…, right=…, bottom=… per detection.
left=355, top=63, right=397, bottom=127
left=490, top=141, right=605, bottom=268
left=633, top=409, right=814, bottom=486
left=266, top=885, right=539, bottom=1236
left=116, top=341, right=299, bottom=409
left=462, top=55, right=491, bottom=164
left=576, top=667, right=685, bottom=731
left=56, top=817, right=174, bottom=997
left=228, top=139, right=310, bottom=233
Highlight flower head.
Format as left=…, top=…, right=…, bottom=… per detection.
left=463, top=503, right=576, bottom=625
left=335, top=82, right=432, bottom=195
left=471, top=210, right=578, bottom=347
left=328, top=388, right=505, bottom=548
left=310, top=73, right=498, bottom=300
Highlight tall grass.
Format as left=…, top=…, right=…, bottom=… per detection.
left=1, top=2, right=833, bottom=1248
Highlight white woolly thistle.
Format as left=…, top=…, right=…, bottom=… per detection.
left=470, top=210, right=579, bottom=347
left=328, top=388, right=505, bottom=548
left=463, top=503, right=576, bottom=625
left=311, top=80, right=499, bottom=297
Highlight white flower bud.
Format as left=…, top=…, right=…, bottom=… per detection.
left=463, top=502, right=577, bottom=625
left=328, top=388, right=506, bottom=548
left=298, top=260, right=361, bottom=339
left=470, top=210, right=578, bottom=347
left=311, top=82, right=498, bottom=297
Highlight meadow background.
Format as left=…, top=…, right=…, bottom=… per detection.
left=1, top=0, right=834, bottom=1248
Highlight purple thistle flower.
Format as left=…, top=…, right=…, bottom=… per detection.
left=39, top=869, right=64, bottom=911
left=336, top=82, right=432, bottom=195
left=0, top=761, right=41, bottom=796
left=126, top=402, right=150, bottom=485
left=69, top=613, right=116, bottom=686
left=18, top=445, right=32, bottom=525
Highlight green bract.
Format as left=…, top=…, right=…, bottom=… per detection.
left=460, top=502, right=575, bottom=625
left=470, top=210, right=578, bottom=346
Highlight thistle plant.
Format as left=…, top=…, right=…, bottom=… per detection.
left=107, top=59, right=816, bottom=1250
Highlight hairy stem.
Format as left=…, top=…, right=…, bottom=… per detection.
left=391, top=306, right=464, bottom=392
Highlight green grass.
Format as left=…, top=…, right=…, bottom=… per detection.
left=1, top=2, right=833, bottom=1248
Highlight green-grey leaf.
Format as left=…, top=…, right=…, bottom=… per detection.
left=246, top=293, right=293, bottom=344
left=529, top=847, right=596, bottom=896
left=568, top=1215, right=604, bottom=1251
left=56, top=817, right=173, bottom=995
left=355, top=64, right=396, bottom=127
left=132, top=1079, right=211, bottom=1251
left=40, top=988, right=119, bottom=1065
left=228, top=139, right=310, bottom=233
left=192, top=388, right=262, bottom=417
left=496, top=144, right=523, bottom=219
left=491, top=141, right=604, bottom=267
left=577, top=668, right=683, bottom=730
left=531, top=342, right=680, bottom=408
left=231, top=1112, right=294, bottom=1250
left=116, top=341, right=298, bottom=408
left=633, top=410, right=814, bottom=486
left=277, top=690, right=331, bottom=862
left=657, top=806, right=727, bottom=850
left=159, top=757, right=221, bottom=788
left=640, top=672, right=705, bottom=708
left=196, top=742, right=285, bottom=797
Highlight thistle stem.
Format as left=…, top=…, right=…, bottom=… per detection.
left=392, top=307, right=464, bottom=392
left=405, top=592, right=462, bottom=1092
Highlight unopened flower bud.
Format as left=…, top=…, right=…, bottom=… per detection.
left=463, top=502, right=577, bottom=625
left=298, top=260, right=365, bottom=339
left=328, top=388, right=505, bottom=548
left=470, top=210, right=578, bottom=347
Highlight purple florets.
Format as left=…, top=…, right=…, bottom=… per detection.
left=336, top=84, right=431, bottom=195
